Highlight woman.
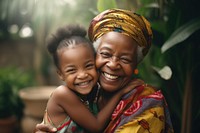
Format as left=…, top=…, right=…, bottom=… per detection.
left=35, top=8, right=174, bottom=133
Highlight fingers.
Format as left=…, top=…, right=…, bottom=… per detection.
left=35, top=123, right=57, bottom=133
left=128, top=79, right=144, bottom=86
left=121, top=79, right=144, bottom=95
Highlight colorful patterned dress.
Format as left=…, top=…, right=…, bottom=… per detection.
left=43, top=109, right=84, bottom=133
left=104, top=79, right=174, bottom=133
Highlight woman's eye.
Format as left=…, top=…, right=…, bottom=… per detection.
left=120, top=57, right=132, bottom=64
left=99, top=52, right=112, bottom=58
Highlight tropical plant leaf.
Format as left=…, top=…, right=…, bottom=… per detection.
left=97, top=0, right=117, bottom=12
left=152, top=66, right=172, bottom=80
left=161, top=18, right=200, bottom=53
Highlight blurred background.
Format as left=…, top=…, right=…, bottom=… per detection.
left=0, top=0, right=199, bottom=133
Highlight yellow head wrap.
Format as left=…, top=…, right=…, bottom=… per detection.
left=88, top=8, right=153, bottom=60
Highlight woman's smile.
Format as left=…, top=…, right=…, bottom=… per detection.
left=103, top=72, right=119, bottom=80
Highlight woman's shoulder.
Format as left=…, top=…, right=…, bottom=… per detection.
left=122, top=79, right=167, bottom=105
left=133, top=78, right=163, bottom=97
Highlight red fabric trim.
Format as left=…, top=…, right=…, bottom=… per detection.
left=57, top=120, right=72, bottom=131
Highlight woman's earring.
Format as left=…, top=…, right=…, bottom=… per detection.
left=134, top=68, right=139, bottom=75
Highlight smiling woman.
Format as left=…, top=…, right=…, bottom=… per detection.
left=87, top=8, right=174, bottom=133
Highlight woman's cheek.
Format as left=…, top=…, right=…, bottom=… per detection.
left=95, top=55, right=103, bottom=69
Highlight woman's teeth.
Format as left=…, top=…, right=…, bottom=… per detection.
left=103, top=72, right=118, bottom=79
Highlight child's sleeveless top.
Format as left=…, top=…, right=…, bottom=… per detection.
left=43, top=84, right=100, bottom=133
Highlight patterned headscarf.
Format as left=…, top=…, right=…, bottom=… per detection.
left=88, top=8, right=153, bottom=62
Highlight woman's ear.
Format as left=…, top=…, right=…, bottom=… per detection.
left=57, top=69, right=64, bottom=81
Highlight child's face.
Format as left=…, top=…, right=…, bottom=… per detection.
left=57, top=44, right=98, bottom=95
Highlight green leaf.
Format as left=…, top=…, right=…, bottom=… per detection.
left=161, top=18, right=200, bottom=53
left=97, top=0, right=117, bottom=12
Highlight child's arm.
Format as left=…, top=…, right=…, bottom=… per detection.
left=93, top=79, right=145, bottom=132
left=51, top=85, right=119, bottom=132
left=52, top=83, right=137, bottom=133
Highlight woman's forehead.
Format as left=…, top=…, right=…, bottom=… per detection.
left=98, top=32, right=137, bottom=51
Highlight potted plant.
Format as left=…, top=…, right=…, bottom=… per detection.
left=0, top=67, right=34, bottom=133
left=0, top=76, right=18, bottom=133
left=19, top=86, right=56, bottom=133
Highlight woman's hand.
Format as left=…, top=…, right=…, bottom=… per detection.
left=119, top=79, right=144, bottom=96
left=34, top=123, right=57, bottom=133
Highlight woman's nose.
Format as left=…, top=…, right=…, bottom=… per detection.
left=106, top=56, right=120, bottom=69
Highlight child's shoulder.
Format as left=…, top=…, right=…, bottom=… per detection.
left=56, top=85, right=69, bottom=90
left=52, top=85, right=81, bottom=105
left=52, top=85, right=73, bottom=97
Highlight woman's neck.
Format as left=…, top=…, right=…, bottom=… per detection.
left=101, top=90, right=116, bottom=99
left=98, top=89, right=118, bottom=109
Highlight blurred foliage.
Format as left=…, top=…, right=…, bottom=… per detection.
left=161, top=18, right=200, bottom=53
left=0, top=0, right=98, bottom=85
left=97, top=0, right=117, bottom=12
left=0, top=0, right=97, bottom=40
left=0, top=67, right=35, bottom=119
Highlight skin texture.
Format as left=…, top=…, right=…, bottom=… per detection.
left=35, top=32, right=139, bottom=133
left=96, top=32, right=138, bottom=109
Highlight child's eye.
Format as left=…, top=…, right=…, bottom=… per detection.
left=86, top=63, right=94, bottom=69
left=66, top=69, right=76, bottom=73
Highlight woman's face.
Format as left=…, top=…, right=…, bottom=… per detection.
left=95, top=32, right=138, bottom=93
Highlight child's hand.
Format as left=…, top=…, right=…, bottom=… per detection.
left=34, top=123, right=57, bottom=133
left=120, top=79, right=144, bottom=96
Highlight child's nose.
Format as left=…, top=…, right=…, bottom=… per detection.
left=77, top=71, right=88, bottom=79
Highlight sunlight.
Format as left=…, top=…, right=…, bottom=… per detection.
left=19, top=24, right=33, bottom=38
left=8, top=24, right=19, bottom=34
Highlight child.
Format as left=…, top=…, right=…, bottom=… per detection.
left=43, top=24, right=134, bottom=133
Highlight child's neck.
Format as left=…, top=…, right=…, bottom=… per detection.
left=74, top=92, right=88, bottom=101
left=74, top=84, right=99, bottom=102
